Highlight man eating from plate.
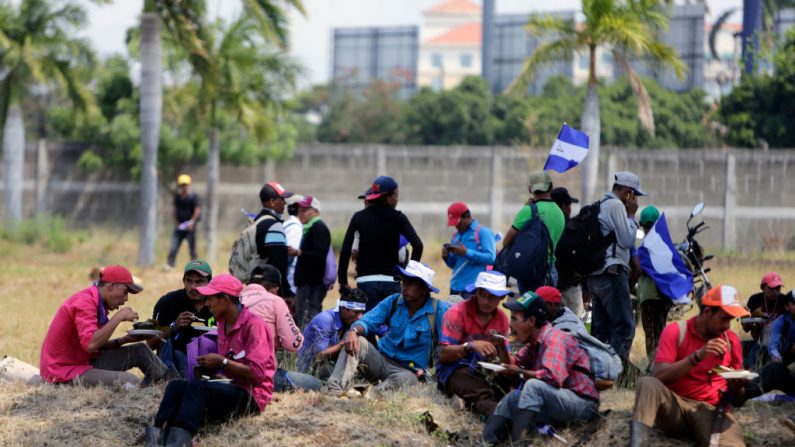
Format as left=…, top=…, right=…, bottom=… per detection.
left=436, top=271, right=512, bottom=417
left=630, top=285, right=750, bottom=447
left=40, top=265, right=170, bottom=387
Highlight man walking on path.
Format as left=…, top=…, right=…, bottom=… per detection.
left=442, top=202, right=496, bottom=298
left=588, top=171, right=643, bottom=363
left=166, top=174, right=201, bottom=269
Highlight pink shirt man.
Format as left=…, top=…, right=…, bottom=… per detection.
left=40, top=286, right=105, bottom=382
left=217, top=307, right=276, bottom=411
left=240, top=284, right=303, bottom=352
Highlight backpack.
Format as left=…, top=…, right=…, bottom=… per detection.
left=569, top=330, right=623, bottom=390
left=186, top=331, right=219, bottom=382
left=229, top=213, right=275, bottom=281
left=555, top=199, right=616, bottom=276
left=323, top=246, right=337, bottom=289
left=495, top=203, right=552, bottom=289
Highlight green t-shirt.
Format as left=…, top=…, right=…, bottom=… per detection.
left=511, top=199, right=565, bottom=249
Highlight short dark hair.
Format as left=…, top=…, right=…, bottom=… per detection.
left=287, top=203, right=299, bottom=216
left=340, top=287, right=368, bottom=304
left=612, top=183, right=631, bottom=193
left=521, top=299, right=549, bottom=328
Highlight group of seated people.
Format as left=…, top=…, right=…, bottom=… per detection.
left=38, top=260, right=795, bottom=446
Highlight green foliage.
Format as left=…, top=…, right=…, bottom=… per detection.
left=77, top=150, right=104, bottom=173
left=0, top=216, right=79, bottom=253
left=317, top=81, right=405, bottom=143
left=718, top=28, right=795, bottom=148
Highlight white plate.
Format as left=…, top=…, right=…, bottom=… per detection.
left=127, top=329, right=162, bottom=336
left=477, top=362, right=506, bottom=372
left=191, top=325, right=214, bottom=331
left=718, top=371, right=759, bottom=380
left=207, top=378, right=233, bottom=384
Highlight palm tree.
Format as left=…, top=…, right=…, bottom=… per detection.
left=0, top=0, right=95, bottom=225
left=508, top=0, right=685, bottom=204
left=136, top=0, right=305, bottom=267
left=197, top=16, right=300, bottom=264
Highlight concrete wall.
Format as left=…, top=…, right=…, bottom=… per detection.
left=2, top=142, right=795, bottom=252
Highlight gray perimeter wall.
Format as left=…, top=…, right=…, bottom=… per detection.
left=3, top=142, right=795, bottom=252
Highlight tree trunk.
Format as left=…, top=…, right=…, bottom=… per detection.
left=205, top=126, right=220, bottom=266
left=2, top=103, right=25, bottom=224
left=580, top=45, right=601, bottom=205
left=137, top=13, right=163, bottom=267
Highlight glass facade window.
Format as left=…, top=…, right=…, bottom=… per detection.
left=460, top=53, right=472, bottom=68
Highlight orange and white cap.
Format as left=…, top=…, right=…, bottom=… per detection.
left=702, top=285, right=750, bottom=318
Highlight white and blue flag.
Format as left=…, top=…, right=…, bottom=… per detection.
left=543, top=123, right=590, bottom=173
left=638, top=213, right=694, bottom=304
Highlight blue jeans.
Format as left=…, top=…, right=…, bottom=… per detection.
left=273, top=368, right=323, bottom=392
left=494, top=379, right=597, bottom=425
left=588, top=268, right=635, bottom=362
left=167, top=228, right=197, bottom=267
left=357, top=280, right=401, bottom=311
left=156, top=338, right=188, bottom=378
left=154, top=379, right=259, bottom=434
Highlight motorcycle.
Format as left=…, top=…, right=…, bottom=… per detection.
left=669, top=202, right=714, bottom=321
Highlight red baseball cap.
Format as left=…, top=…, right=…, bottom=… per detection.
left=447, top=202, right=469, bottom=226
left=702, top=285, right=750, bottom=318
left=761, top=272, right=783, bottom=288
left=196, top=274, right=243, bottom=298
left=99, top=265, right=143, bottom=294
left=535, top=286, right=561, bottom=304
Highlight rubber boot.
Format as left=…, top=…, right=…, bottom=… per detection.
left=509, top=409, right=535, bottom=446
left=165, top=426, right=193, bottom=447
left=144, top=426, right=164, bottom=447
left=629, top=420, right=651, bottom=447
left=481, top=414, right=510, bottom=445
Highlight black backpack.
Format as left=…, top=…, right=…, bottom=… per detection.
left=495, top=203, right=552, bottom=290
left=555, top=199, right=615, bottom=276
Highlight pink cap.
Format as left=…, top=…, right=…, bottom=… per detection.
left=196, top=274, right=243, bottom=297
left=761, top=272, right=783, bottom=288
left=99, top=265, right=143, bottom=294
left=297, top=195, right=321, bottom=211
left=447, top=202, right=469, bottom=226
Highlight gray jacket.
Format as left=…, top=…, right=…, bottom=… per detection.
left=552, top=307, right=589, bottom=337
left=591, top=192, right=638, bottom=275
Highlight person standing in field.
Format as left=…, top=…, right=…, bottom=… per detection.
left=551, top=187, right=585, bottom=318
left=442, top=202, right=497, bottom=299
left=292, top=196, right=332, bottom=328
left=166, top=174, right=201, bottom=269
left=337, top=176, right=424, bottom=310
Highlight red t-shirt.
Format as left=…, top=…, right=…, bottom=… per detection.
left=40, top=286, right=104, bottom=382
left=654, top=317, right=743, bottom=406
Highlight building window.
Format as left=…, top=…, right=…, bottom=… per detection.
left=431, top=77, right=443, bottom=91
left=460, top=53, right=472, bottom=68
left=431, top=53, right=442, bottom=68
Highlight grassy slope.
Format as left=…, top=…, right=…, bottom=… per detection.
left=2, top=229, right=795, bottom=445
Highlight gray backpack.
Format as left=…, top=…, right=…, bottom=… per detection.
left=229, top=214, right=274, bottom=281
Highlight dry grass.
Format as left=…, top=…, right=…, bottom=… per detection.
left=2, top=229, right=795, bottom=446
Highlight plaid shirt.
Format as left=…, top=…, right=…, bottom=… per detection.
left=514, top=323, right=599, bottom=402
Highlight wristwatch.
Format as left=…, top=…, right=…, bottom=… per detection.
left=463, top=342, right=473, bottom=354
left=222, top=358, right=229, bottom=368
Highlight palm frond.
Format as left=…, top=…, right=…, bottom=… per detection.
left=613, top=50, right=655, bottom=136
left=506, top=37, right=580, bottom=95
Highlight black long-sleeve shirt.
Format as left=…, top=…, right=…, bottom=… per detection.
left=253, top=208, right=294, bottom=297
left=337, top=204, right=423, bottom=286
left=295, top=218, right=331, bottom=287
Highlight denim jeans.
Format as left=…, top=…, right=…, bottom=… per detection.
left=296, top=284, right=327, bottom=328
left=156, top=337, right=188, bottom=378
left=167, top=228, right=197, bottom=267
left=494, top=379, right=597, bottom=425
left=273, top=368, right=323, bottom=392
left=77, top=343, right=169, bottom=387
left=588, top=268, right=635, bottom=362
left=326, top=336, right=418, bottom=393
left=357, top=280, right=401, bottom=311
left=154, top=379, right=259, bottom=434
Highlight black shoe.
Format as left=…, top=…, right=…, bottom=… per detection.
left=165, top=426, right=193, bottom=447
left=509, top=409, right=535, bottom=446
left=144, top=425, right=164, bottom=447
left=481, top=414, right=510, bottom=445
left=629, top=420, right=651, bottom=447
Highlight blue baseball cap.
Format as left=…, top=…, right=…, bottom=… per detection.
left=365, top=176, right=398, bottom=200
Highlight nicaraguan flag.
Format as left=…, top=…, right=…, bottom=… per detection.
left=543, top=123, right=590, bottom=173
left=638, top=213, right=694, bottom=304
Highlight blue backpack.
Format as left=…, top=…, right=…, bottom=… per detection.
left=496, top=203, right=552, bottom=290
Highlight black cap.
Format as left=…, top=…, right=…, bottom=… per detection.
left=249, top=264, right=282, bottom=286
left=259, top=181, right=293, bottom=203
left=551, top=187, right=579, bottom=205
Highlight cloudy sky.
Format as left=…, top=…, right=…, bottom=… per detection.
left=78, top=0, right=744, bottom=87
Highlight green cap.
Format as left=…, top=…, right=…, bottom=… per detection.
left=503, top=291, right=541, bottom=311
left=184, top=259, right=212, bottom=277
left=640, top=205, right=660, bottom=226
left=529, top=170, right=552, bottom=193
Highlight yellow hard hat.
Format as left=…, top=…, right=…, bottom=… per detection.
left=177, top=174, right=191, bottom=185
